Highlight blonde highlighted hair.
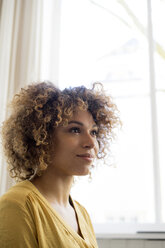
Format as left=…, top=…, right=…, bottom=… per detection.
left=1, top=81, right=121, bottom=181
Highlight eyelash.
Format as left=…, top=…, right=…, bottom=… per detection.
left=69, top=127, right=98, bottom=136
left=91, top=130, right=98, bottom=136
left=69, top=127, right=80, bottom=134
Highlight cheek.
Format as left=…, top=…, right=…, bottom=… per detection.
left=55, top=139, right=77, bottom=154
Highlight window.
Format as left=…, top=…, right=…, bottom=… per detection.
left=47, top=0, right=165, bottom=233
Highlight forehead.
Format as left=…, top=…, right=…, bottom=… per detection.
left=69, top=110, right=96, bottom=126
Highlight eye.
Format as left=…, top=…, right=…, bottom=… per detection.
left=69, top=127, right=81, bottom=134
left=91, top=129, right=98, bottom=136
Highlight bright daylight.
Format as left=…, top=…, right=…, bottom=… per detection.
left=0, top=0, right=165, bottom=248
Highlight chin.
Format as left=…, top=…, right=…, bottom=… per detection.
left=75, top=168, right=90, bottom=176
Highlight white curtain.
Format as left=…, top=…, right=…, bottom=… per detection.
left=0, top=0, right=61, bottom=196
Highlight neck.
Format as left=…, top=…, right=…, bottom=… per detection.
left=30, top=170, right=74, bottom=207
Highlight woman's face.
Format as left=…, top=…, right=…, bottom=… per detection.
left=50, top=109, right=99, bottom=177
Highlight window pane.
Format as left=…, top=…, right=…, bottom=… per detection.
left=59, top=0, right=149, bottom=94
left=152, top=0, right=165, bottom=90
left=60, top=0, right=155, bottom=223
left=71, top=96, right=155, bottom=223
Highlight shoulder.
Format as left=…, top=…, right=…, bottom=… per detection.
left=0, top=180, right=37, bottom=232
left=73, top=199, right=91, bottom=221
left=0, top=180, right=35, bottom=212
left=73, top=199, right=96, bottom=236
left=74, top=200, right=87, bottom=212
left=0, top=181, right=38, bottom=247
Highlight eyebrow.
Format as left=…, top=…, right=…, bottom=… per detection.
left=68, top=121, right=98, bottom=128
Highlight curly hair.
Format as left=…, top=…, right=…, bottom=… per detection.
left=1, top=81, right=121, bottom=181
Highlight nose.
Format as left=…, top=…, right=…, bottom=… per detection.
left=82, top=132, right=96, bottom=149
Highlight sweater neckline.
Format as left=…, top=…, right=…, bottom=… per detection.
left=24, top=180, right=86, bottom=241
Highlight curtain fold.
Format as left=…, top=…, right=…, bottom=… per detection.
left=0, top=0, right=43, bottom=196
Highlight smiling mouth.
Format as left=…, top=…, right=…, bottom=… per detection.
left=76, top=155, right=93, bottom=162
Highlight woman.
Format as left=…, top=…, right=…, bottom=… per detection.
left=0, top=82, right=120, bottom=248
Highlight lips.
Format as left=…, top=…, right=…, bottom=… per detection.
left=77, top=153, right=94, bottom=158
left=76, top=153, right=94, bottom=162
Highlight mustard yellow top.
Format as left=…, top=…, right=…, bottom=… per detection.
left=0, top=180, right=98, bottom=248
